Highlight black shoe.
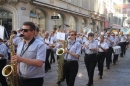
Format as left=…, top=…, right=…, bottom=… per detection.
left=57, top=81, right=61, bottom=85
left=45, top=70, right=48, bottom=73
left=86, top=83, right=93, bottom=86
left=53, top=60, right=55, bottom=63
left=61, top=78, right=65, bottom=82
left=47, top=67, right=51, bottom=70
left=113, top=63, right=116, bottom=66
left=100, top=76, right=102, bottom=79
left=107, top=67, right=110, bottom=69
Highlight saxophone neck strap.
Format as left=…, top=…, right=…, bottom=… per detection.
left=20, top=38, right=35, bottom=57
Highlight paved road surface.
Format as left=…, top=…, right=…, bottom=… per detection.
left=44, top=47, right=130, bottom=86
left=1, top=48, right=130, bottom=86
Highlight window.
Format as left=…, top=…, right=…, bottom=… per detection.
left=30, top=8, right=45, bottom=32
left=69, top=0, right=78, bottom=6
left=69, top=16, right=76, bottom=30
left=82, top=0, right=87, bottom=9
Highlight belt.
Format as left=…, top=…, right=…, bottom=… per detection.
left=85, top=53, right=96, bottom=55
left=64, top=60, right=78, bottom=63
left=20, top=76, right=43, bottom=80
left=98, top=52, right=105, bottom=53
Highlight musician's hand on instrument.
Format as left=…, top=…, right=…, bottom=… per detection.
left=11, top=55, right=18, bottom=63
left=64, top=49, right=69, bottom=53
left=49, top=44, right=52, bottom=47
left=16, top=55, right=22, bottom=62
left=82, top=44, right=88, bottom=48
left=11, top=55, right=22, bottom=63
left=98, top=45, right=101, bottom=48
left=90, top=48, right=97, bottom=51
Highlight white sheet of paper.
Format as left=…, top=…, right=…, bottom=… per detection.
left=57, top=32, right=65, bottom=40
left=0, top=25, right=4, bottom=40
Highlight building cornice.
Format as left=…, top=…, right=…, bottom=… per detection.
left=31, top=0, right=90, bottom=18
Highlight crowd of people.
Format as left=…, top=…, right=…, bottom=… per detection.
left=0, top=21, right=130, bottom=86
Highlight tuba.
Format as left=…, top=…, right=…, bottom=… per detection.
left=2, top=34, right=18, bottom=86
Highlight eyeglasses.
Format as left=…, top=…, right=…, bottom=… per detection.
left=69, top=34, right=75, bottom=36
left=21, top=29, right=31, bottom=32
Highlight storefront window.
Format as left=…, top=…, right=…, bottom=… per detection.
left=30, top=9, right=45, bottom=31
left=69, top=16, right=76, bottom=30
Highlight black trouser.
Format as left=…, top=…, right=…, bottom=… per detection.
left=97, top=52, right=105, bottom=76
left=113, top=54, right=118, bottom=64
left=64, top=60, right=78, bottom=86
left=106, top=47, right=113, bottom=68
left=45, top=49, right=51, bottom=71
left=0, top=59, right=8, bottom=86
left=19, top=77, right=43, bottom=86
left=50, top=50, right=55, bottom=63
left=8, top=53, right=11, bottom=60
left=120, top=42, right=126, bottom=57
left=84, top=54, right=97, bottom=85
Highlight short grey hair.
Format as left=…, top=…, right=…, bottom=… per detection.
left=45, top=31, right=49, bottom=35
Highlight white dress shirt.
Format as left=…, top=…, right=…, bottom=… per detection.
left=98, top=41, right=109, bottom=52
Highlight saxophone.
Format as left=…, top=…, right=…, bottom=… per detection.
left=2, top=34, right=18, bottom=86
left=56, top=40, right=67, bottom=82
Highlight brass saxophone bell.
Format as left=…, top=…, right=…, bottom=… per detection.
left=56, top=48, right=64, bottom=56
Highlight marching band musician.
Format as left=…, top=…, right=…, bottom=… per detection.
left=111, top=33, right=120, bottom=65
left=44, top=31, right=51, bottom=73
left=11, top=30, right=21, bottom=50
left=82, top=33, right=98, bottom=86
left=34, top=26, right=44, bottom=42
left=76, top=33, right=83, bottom=44
left=11, top=22, right=46, bottom=86
left=64, top=30, right=81, bottom=86
left=49, top=30, right=56, bottom=64
left=119, top=31, right=127, bottom=57
left=105, top=31, right=114, bottom=69
left=97, top=35, right=108, bottom=79
left=0, top=38, right=8, bottom=86
left=126, top=34, right=130, bottom=49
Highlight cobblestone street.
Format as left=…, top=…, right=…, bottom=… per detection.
left=44, top=47, right=130, bottom=86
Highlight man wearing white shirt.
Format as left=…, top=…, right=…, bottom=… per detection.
left=105, top=31, right=114, bottom=69
left=34, top=26, right=44, bottom=42
left=76, top=33, right=82, bottom=44
left=119, top=32, right=127, bottom=57
left=17, top=29, right=21, bottom=37
left=44, top=32, right=51, bottom=72
left=82, top=33, right=98, bottom=86
left=98, top=35, right=108, bottom=79
left=11, top=30, right=21, bottom=51
left=49, top=30, right=56, bottom=64
left=111, top=33, right=120, bottom=65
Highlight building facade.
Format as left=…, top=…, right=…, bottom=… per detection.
left=0, top=0, right=124, bottom=35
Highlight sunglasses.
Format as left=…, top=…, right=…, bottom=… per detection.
left=21, top=29, right=31, bottom=32
left=69, top=34, right=75, bottom=36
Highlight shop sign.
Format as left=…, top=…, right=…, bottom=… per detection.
left=21, top=7, right=26, bottom=10
left=51, top=16, right=59, bottom=19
